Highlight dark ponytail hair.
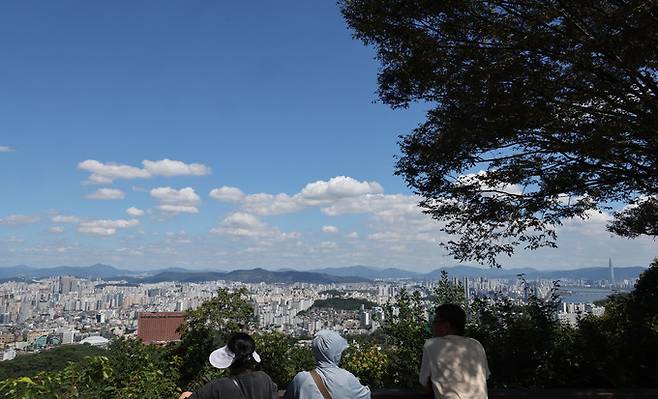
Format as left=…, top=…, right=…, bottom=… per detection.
left=227, top=332, right=257, bottom=374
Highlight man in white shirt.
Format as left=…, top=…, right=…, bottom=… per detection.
left=419, top=304, right=490, bottom=399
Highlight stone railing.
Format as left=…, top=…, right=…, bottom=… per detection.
left=277, top=388, right=658, bottom=399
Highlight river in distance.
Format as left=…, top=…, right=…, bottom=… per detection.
left=558, top=287, right=621, bottom=304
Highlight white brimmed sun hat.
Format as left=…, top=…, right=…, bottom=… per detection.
left=209, top=345, right=261, bottom=369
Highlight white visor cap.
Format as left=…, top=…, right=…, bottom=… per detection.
left=209, top=345, right=261, bottom=369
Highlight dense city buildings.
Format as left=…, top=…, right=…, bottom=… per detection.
left=0, top=271, right=637, bottom=360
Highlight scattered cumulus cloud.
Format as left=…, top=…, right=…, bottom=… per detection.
left=78, top=218, right=139, bottom=236
left=347, top=231, right=359, bottom=239
left=0, top=214, right=40, bottom=226
left=150, top=187, right=200, bottom=214
left=78, top=160, right=149, bottom=184
left=150, top=187, right=200, bottom=204
left=242, top=193, right=303, bottom=216
left=560, top=209, right=612, bottom=235
left=0, top=146, right=14, bottom=153
left=166, top=231, right=192, bottom=244
left=209, top=186, right=245, bottom=203
left=319, top=241, right=338, bottom=250
left=49, top=226, right=65, bottom=233
left=142, top=159, right=211, bottom=177
left=322, top=225, right=338, bottom=234
left=211, top=212, right=298, bottom=240
left=206, top=176, right=443, bottom=247
left=158, top=204, right=199, bottom=214
left=51, top=215, right=81, bottom=223
left=300, top=176, right=383, bottom=201
left=126, top=207, right=145, bottom=217
left=86, top=188, right=125, bottom=200
left=456, top=171, right=523, bottom=197
left=78, top=158, right=211, bottom=184
left=236, top=176, right=385, bottom=216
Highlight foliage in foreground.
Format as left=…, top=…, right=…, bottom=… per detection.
left=0, top=339, right=181, bottom=399
left=2, top=261, right=657, bottom=397
left=0, top=344, right=107, bottom=380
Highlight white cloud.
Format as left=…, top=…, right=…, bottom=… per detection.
left=86, top=188, right=125, bottom=200
left=299, top=176, right=384, bottom=201
left=322, top=225, right=338, bottom=234
left=78, top=158, right=211, bottom=184
left=242, top=193, right=303, bottom=216
left=142, top=159, right=211, bottom=177
left=150, top=187, right=200, bottom=204
left=319, top=241, right=338, bottom=249
left=211, top=212, right=268, bottom=237
left=78, top=218, right=139, bottom=236
left=456, top=171, right=523, bottom=197
left=210, top=212, right=298, bottom=240
left=150, top=187, right=200, bottom=215
left=126, top=207, right=145, bottom=217
left=234, top=176, right=386, bottom=216
left=0, top=214, right=40, bottom=226
left=78, top=160, right=149, bottom=184
left=49, top=226, right=65, bottom=233
left=210, top=186, right=245, bottom=203
left=321, top=193, right=420, bottom=219
left=166, top=231, right=192, bottom=244
left=347, top=231, right=359, bottom=239
left=51, top=215, right=81, bottom=223
left=368, top=231, right=438, bottom=243
left=158, top=204, right=199, bottom=214
left=559, top=209, right=612, bottom=235
left=0, top=146, right=14, bottom=152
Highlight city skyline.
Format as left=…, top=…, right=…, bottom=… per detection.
left=1, top=2, right=656, bottom=271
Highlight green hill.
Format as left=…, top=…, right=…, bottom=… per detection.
left=0, top=344, right=107, bottom=380
left=310, top=297, right=376, bottom=311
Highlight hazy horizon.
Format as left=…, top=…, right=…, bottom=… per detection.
left=0, top=262, right=648, bottom=273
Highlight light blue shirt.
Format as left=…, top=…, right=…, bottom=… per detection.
left=284, top=330, right=371, bottom=399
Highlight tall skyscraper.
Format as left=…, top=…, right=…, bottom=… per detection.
left=609, top=258, right=616, bottom=288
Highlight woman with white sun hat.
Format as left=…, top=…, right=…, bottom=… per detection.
left=179, top=332, right=278, bottom=399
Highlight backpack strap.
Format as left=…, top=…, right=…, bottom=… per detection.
left=310, top=369, right=332, bottom=399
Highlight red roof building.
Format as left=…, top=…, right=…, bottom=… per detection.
left=137, top=312, right=185, bottom=344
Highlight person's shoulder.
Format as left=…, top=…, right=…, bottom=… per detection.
left=291, top=370, right=312, bottom=384
left=464, top=336, right=485, bottom=347
left=332, top=367, right=369, bottom=390
left=204, top=376, right=234, bottom=390
left=338, top=366, right=360, bottom=380
left=424, top=336, right=447, bottom=348
left=253, top=370, right=276, bottom=381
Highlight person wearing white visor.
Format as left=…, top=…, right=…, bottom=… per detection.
left=179, top=332, right=278, bottom=399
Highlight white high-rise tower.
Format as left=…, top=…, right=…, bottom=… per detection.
left=609, top=258, right=616, bottom=288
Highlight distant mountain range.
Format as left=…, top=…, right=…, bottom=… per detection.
left=131, top=268, right=370, bottom=284
left=0, top=263, right=647, bottom=283
left=0, top=264, right=369, bottom=284
left=0, top=264, right=136, bottom=280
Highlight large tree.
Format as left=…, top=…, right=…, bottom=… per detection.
left=341, top=0, right=658, bottom=265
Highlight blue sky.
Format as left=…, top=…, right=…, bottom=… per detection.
left=1, top=1, right=655, bottom=271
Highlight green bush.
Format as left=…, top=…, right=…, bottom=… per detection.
left=0, top=344, right=107, bottom=380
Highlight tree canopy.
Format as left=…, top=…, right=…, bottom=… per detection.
left=341, top=0, right=658, bottom=265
